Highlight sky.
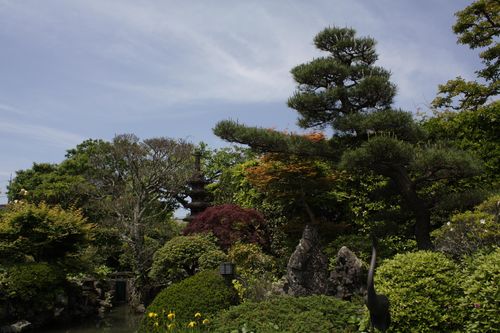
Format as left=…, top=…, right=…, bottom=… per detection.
left=0, top=0, right=480, bottom=204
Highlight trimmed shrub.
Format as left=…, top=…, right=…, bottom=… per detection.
left=139, top=270, right=236, bottom=332
left=183, top=204, right=270, bottom=250
left=460, top=248, right=500, bottom=332
left=433, top=194, right=500, bottom=259
left=211, top=295, right=364, bottom=333
left=376, top=251, right=463, bottom=332
left=149, top=234, right=219, bottom=283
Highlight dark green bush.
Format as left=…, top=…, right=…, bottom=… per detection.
left=211, top=295, right=364, bottom=333
left=376, top=251, right=463, bottom=332
left=139, top=270, right=236, bottom=332
left=460, top=247, right=500, bottom=332
left=0, top=262, right=64, bottom=322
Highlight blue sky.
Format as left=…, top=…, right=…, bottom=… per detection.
left=0, top=0, right=479, bottom=203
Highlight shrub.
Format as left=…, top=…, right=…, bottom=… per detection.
left=227, top=243, right=278, bottom=302
left=183, top=204, right=270, bottom=250
left=228, top=243, right=276, bottom=278
left=0, top=202, right=93, bottom=264
left=0, top=262, right=65, bottom=322
left=433, top=194, right=500, bottom=259
left=198, top=249, right=228, bottom=271
left=149, top=234, right=219, bottom=282
left=460, top=247, right=500, bottom=332
left=211, top=294, right=364, bottom=333
left=139, top=270, right=236, bottom=332
left=376, top=251, right=463, bottom=332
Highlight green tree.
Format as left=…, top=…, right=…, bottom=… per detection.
left=85, top=134, right=194, bottom=303
left=424, top=101, right=499, bottom=183
left=428, top=0, right=499, bottom=187
left=215, top=27, right=481, bottom=249
left=433, top=0, right=499, bottom=110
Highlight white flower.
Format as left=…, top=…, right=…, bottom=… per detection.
left=447, top=221, right=451, bottom=226
left=450, top=228, right=454, bottom=231
left=480, top=219, right=486, bottom=224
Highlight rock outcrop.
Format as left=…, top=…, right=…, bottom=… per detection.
left=285, top=224, right=330, bottom=296
left=329, top=246, right=367, bottom=300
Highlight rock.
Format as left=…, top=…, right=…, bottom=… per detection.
left=135, top=304, right=146, bottom=313
left=286, top=224, right=330, bottom=296
left=329, top=246, right=367, bottom=300
left=0, top=320, right=31, bottom=333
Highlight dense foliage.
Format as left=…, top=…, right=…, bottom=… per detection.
left=149, top=234, right=220, bottom=283
left=139, top=270, right=236, bottom=331
left=433, top=194, right=500, bottom=259
left=211, top=295, right=363, bottom=333
left=376, top=251, right=463, bottom=332
left=227, top=243, right=278, bottom=302
left=0, top=262, right=64, bottom=324
left=0, top=202, right=93, bottom=266
left=183, top=204, right=270, bottom=250
left=0, top=203, right=93, bottom=325
left=460, top=248, right=500, bottom=332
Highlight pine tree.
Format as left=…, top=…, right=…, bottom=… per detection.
left=214, top=27, right=481, bottom=249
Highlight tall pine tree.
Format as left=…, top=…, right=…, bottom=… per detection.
left=214, top=27, right=480, bottom=249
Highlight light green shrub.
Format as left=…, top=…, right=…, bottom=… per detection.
left=460, top=247, right=500, bottom=332
left=211, top=294, right=364, bottom=333
left=376, top=251, right=463, bottom=332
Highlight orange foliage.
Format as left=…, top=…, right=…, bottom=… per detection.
left=302, top=132, right=326, bottom=142
left=244, top=153, right=337, bottom=197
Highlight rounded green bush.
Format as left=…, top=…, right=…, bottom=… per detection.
left=376, top=251, right=462, bottom=332
left=211, top=295, right=364, bottom=333
left=139, top=270, right=236, bottom=332
left=149, top=234, right=220, bottom=282
left=460, top=247, right=500, bottom=332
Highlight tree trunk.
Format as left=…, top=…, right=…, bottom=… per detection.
left=389, top=167, right=433, bottom=250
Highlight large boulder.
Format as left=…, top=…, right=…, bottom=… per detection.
left=329, top=246, right=367, bottom=300
left=285, top=224, right=330, bottom=296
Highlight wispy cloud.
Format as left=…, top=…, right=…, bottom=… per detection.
left=0, top=121, right=84, bottom=148
left=0, top=103, right=28, bottom=116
